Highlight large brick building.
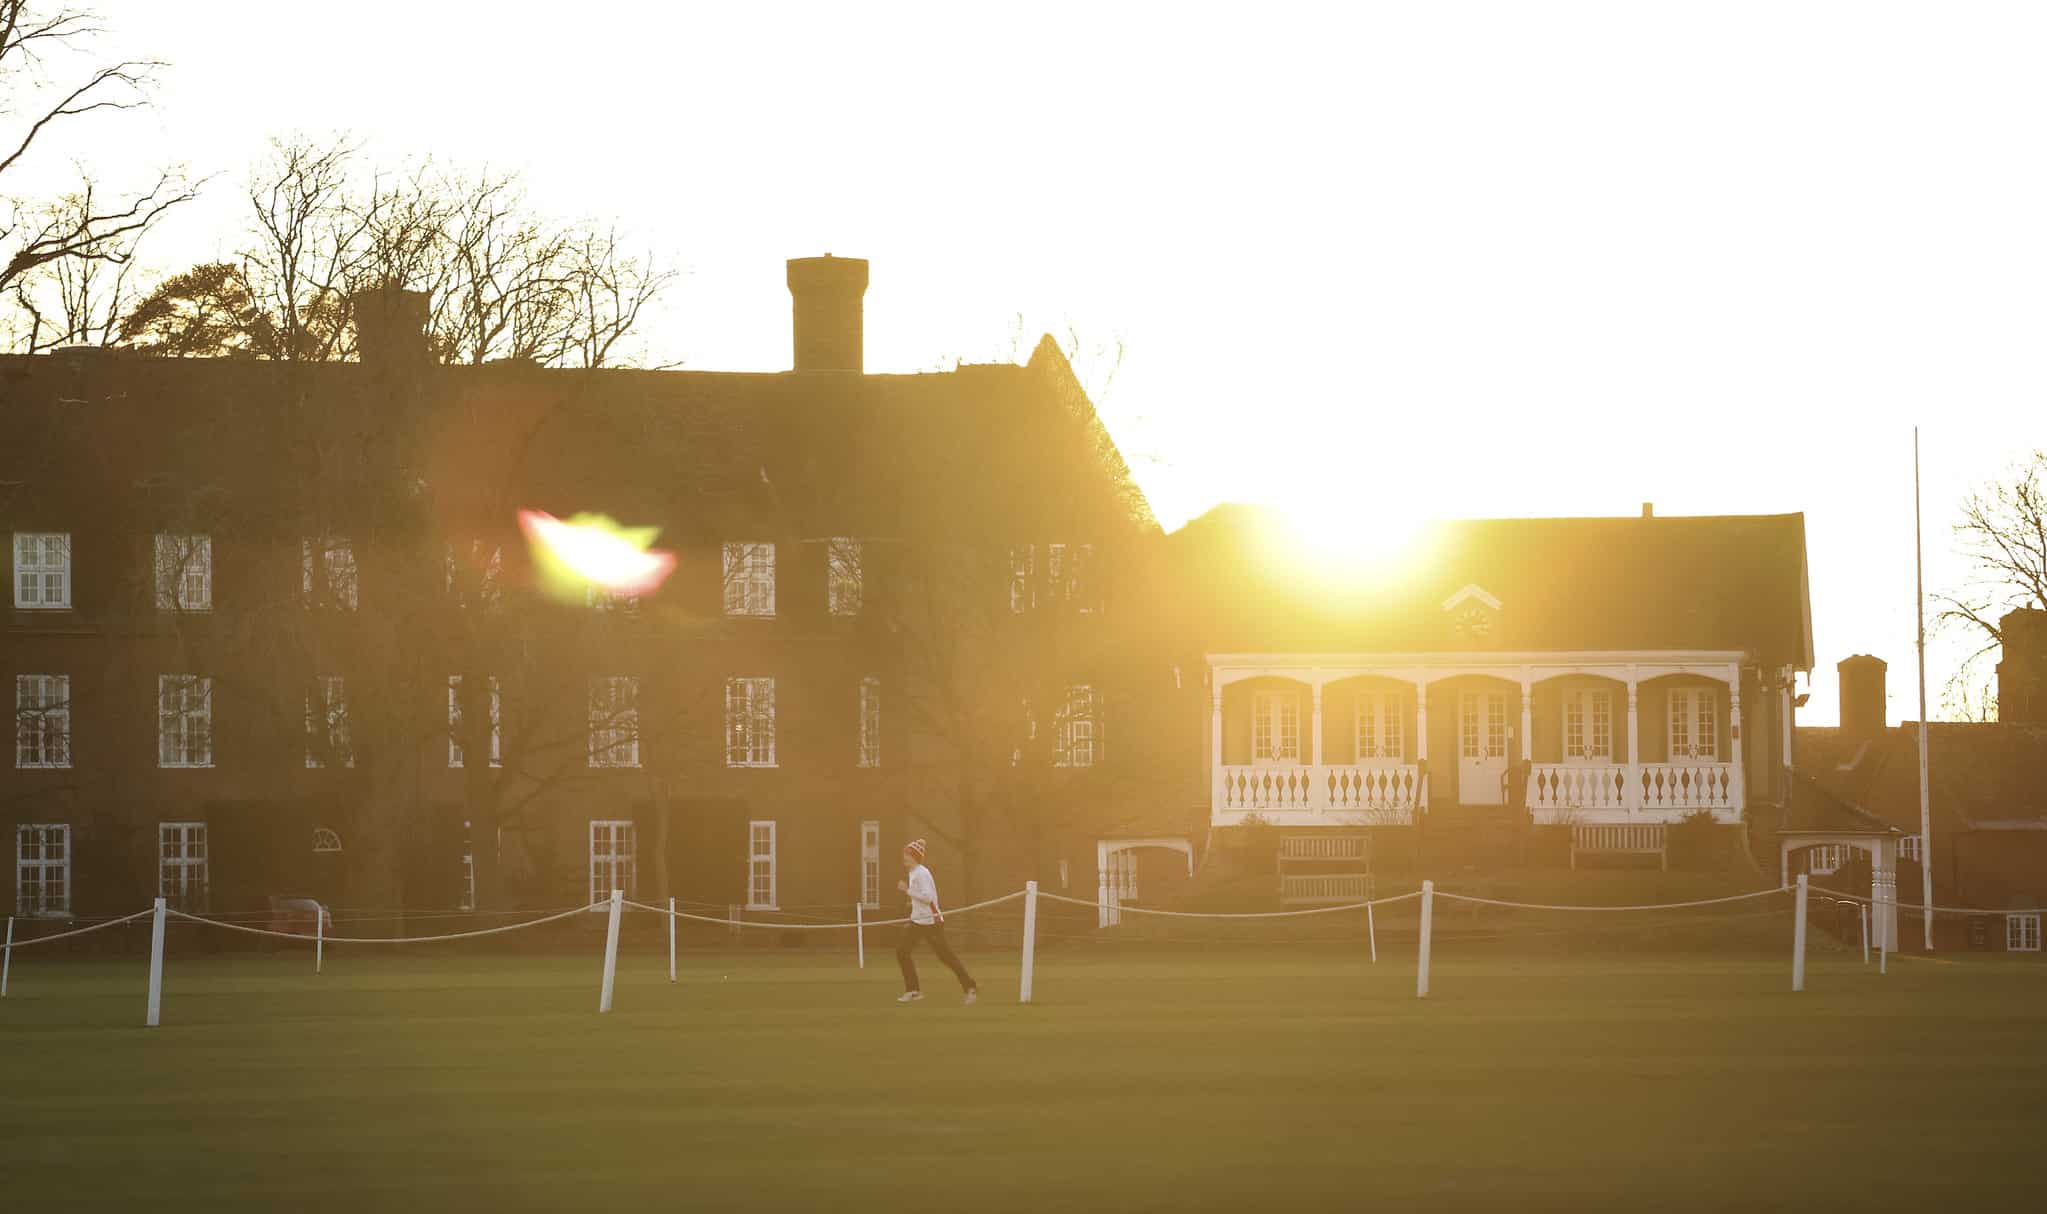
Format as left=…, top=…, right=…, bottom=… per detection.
left=2, top=257, right=1191, bottom=923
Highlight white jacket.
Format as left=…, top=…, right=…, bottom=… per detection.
left=906, top=864, right=942, bottom=924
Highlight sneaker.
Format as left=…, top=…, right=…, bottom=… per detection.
left=897, top=990, right=924, bottom=1003
left=962, top=989, right=979, bottom=1006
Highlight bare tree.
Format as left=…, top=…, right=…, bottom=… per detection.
left=0, top=3, right=194, bottom=345
left=1936, top=450, right=2047, bottom=717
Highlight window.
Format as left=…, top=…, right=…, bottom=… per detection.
left=305, top=675, right=352, bottom=768
left=1807, top=843, right=1847, bottom=875
left=1461, top=693, right=1507, bottom=759
left=828, top=538, right=863, bottom=616
left=1669, top=689, right=1718, bottom=760
left=1055, top=684, right=1099, bottom=768
left=589, top=820, right=637, bottom=904
left=725, top=677, right=776, bottom=767
left=16, top=824, right=70, bottom=917
left=1901, top=834, right=1924, bottom=864
left=1564, top=690, right=1613, bottom=761
left=302, top=537, right=359, bottom=610
left=588, top=676, right=640, bottom=768
left=723, top=542, right=775, bottom=617
left=153, top=534, right=213, bottom=611
left=446, top=541, right=504, bottom=608
left=1049, top=542, right=1100, bottom=613
left=748, top=820, right=777, bottom=909
left=159, top=822, right=208, bottom=911
left=2008, top=912, right=2042, bottom=953
left=860, top=820, right=881, bottom=909
left=1354, top=691, right=1403, bottom=761
left=13, top=532, right=71, bottom=609
left=858, top=677, right=881, bottom=768
left=15, top=674, right=71, bottom=769
left=158, top=675, right=213, bottom=768
left=1008, top=544, right=1036, bottom=613
left=1252, top=691, right=1300, bottom=762
left=449, top=675, right=503, bottom=768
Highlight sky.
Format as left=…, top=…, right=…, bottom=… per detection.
left=32, top=1, right=2047, bottom=725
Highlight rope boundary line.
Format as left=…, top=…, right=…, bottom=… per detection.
left=167, top=903, right=600, bottom=945
left=1036, top=890, right=1421, bottom=919
left=2, top=908, right=154, bottom=949
left=1806, top=885, right=2036, bottom=916
left=623, top=889, right=1026, bottom=930
left=1429, top=886, right=1791, bottom=913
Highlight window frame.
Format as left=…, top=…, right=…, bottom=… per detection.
left=13, top=532, right=72, bottom=610
left=445, top=540, right=505, bottom=609
left=1055, top=684, right=1099, bottom=769
left=2007, top=912, right=2041, bottom=953
left=722, top=542, right=777, bottom=618
left=16, top=823, right=71, bottom=918
left=588, top=819, right=638, bottom=905
left=301, top=537, right=360, bottom=611
left=158, top=821, right=209, bottom=911
left=157, top=675, right=214, bottom=769
left=1252, top=690, right=1300, bottom=764
left=725, top=676, right=777, bottom=768
left=15, top=673, right=71, bottom=769
left=1008, top=544, right=1036, bottom=613
left=1668, top=688, right=1719, bottom=761
left=1353, top=690, right=1404, bottom=762
left=449, top=675, right=503, bottom=769
left=860, top=820, right=882, bottom=910
left=153, top=533, right=214, bottom=612
left=304, top=674, right=353, bottom=769
left=857, top=676, right=881, bottom=768
left=747, top=820, right=778, bottom=910
left=587, top=676, right=641, bottom=769
left=827, top=538, right=863, bottom=617
left=1563, top=689, right=1614, bottom=762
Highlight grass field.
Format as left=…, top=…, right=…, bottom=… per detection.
left=3, top=939, right=2044, bottom=1212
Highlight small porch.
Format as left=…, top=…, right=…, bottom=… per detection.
left=1210, top=651, right=1752, bottom=828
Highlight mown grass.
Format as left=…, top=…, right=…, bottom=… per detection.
left=2, top=936, right=2043, bottom=1212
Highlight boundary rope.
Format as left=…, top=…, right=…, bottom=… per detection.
left=3, top=908, right=154, bottom=948
left=1430, top=887, right=1791, bottom=913
left=167, top=903, right=600, bottom=945
left=622, top=889, right=1027, bottom=930
left=1036, top=890, right=1421, bottom=919
left=1806, top=885, right=2034, bottom=916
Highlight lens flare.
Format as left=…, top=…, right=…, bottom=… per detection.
left=517, top=509, right=677, bottom=601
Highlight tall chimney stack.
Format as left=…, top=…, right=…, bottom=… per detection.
left=1837, top=654, right=1888, bottom=749
left=787, top=255, right=867, bottom=373
left=353, top=283, right=430, bottom=368
left=1997, top=607, right=2047, bottom=724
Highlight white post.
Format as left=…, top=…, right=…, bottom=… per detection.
left=856, top=903, right=866, bottom=970
left=1519, top=673, right=1533, bottom=762
left=1210, top=688, right=1225, bottom=820
left=1416, top=880, right=1434, bottom=999
left=1019, top=881, right=1039, bottom=1004
left=1097, top=841, right=1110, bottom=929
left=314, top=904, right=324, bottom=975
left=598, top=888, right=623, bottom=1014
left=1309, top=683, right=1325, bottom=810
left=1860, top=902, right=1870, bottom=965
left=1367, top=903, right=1378, bottom=964
left=1625, top=678, right=1641, bottom=811
left=1729, top=674, right=1746, bottom=812
left=1, top=916, right=12, bottom=996
left=145, top=896, right=167, bottom=1028
left=668, top=896, right=677, bottom=983
left=1791, top=874, right=1808, bottom=993
left=1914, top=427, right=1935, bottom=952
left=1414, top=681, right=1429, bottom=811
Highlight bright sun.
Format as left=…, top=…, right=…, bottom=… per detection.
left=1271, top=497, right=1433, bottom=590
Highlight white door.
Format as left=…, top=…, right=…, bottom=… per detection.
left=1458, top=692, right=1508, bottom=804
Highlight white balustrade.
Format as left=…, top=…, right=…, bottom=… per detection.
left=1281, top=873, right=1371, bottom=904
left=1527, top=764, right=1629, bottom=813
left=1639, top=762, right=1734, bottom=811
left=1219, top=764, right=1419, bottom=820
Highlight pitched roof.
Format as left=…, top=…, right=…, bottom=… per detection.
left=1168, top=504, right=1812, bottom=665
left=1795, top=722, right=2047, bottom=833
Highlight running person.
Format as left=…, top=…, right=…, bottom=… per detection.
left=895, top=839, right=978, bottom=1004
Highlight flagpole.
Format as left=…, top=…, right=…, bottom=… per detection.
left=1914, top=427, right=1934, bottom=951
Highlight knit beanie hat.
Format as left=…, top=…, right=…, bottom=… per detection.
left=902, top=838, right=927, bottom=863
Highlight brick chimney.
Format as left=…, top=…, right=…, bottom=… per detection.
left=787, top=255, right=867, bottom=373
left=1837, top=654, right=1888, bottom=748
left=353, top=284, right=430, bottom=368
left=1997, top=607, right=2047, bottom=724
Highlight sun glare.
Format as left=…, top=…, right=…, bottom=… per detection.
left=518, top=509, right=678, bottom=601
left=1271, top=498, right=1432, bottom=590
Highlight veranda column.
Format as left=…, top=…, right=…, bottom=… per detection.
left=1413, top=678, right=1430, bottom=810
left=1519, top=669, right=1533, bottom=761
left=1309, top=681, right=1325, bottom=811
left=1097, top=839, right=1111, bottom=928
left=1211, top=685, right=1225, bottom=815
left=1625, top=674, right=1641, bottom=812
left=1728, top=667, right=1746, bottom=812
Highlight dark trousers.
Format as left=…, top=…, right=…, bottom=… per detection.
left=897, top=921, right=976, bottom=993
